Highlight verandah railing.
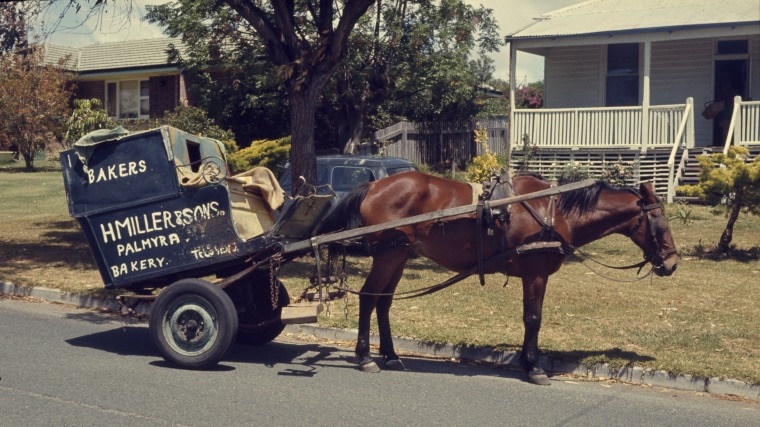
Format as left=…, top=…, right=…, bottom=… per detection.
left=667, top=98, right=695, bottom=203
left=723, top=97, right=760, bottom=155
left=509, top=101, right=691, bottom=152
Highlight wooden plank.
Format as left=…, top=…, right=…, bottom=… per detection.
left=281, top=302, right=323, bottom=324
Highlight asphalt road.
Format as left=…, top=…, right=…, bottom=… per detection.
left=1, top=297, right=758, bottom=427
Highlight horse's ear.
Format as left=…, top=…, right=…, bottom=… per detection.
left=638, top=182, right=656, bottom=200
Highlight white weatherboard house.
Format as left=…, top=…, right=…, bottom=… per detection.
left=506, top=0, right=760, bottom=201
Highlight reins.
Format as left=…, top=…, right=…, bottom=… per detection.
left=565, top=244, right=656, bottom=283
left=331, top=249, right=519, bottom=300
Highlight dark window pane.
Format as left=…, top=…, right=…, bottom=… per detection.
left=717, top=40, right=748, bottom=55
left=607, top=43, right=639, bottom=75
left=606, top=44, right=639, bottom=106
left=606, top=75, right=639, bottom=106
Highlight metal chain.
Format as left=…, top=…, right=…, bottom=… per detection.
left=340, top=273, right=349, bottom=320
left=269, top=254, right=282, bottom=310
left=324, top=247, right=332, bottom=317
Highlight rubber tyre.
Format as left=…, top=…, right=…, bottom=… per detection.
left=149, top=278, right=238, bottom=369
left=235, top=283, right=289, bottom=346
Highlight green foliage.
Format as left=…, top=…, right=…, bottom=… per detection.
left=677, top=146, right=760, bottom=253
left=63, top=98, right=116, bottom=149
left=600, top=157, right=635, bottom=187
left=382, top=0, right=502, bottom=122
left=514, top=80, right=544, bottom=109
left=557, top=161, right=590, bottom=183
left=466, top=127, right=500, bottom=183
left=146, top=0, right=293, bottom=145
left=160, top=105, right=237, bottom=154
left=669, top=205, right=693, bottom=225
left=227, top=136, right=291, bottom=175
left=318, top=0, right=504, bottom=149
left=678, top=147, right=760, bottom=209
left=161, top=105, right=233, bottom=141
left=517, top=133, right=537, bottom=171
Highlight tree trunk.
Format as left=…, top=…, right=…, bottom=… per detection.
left=343, top=112, right=365, bottom=154
left=22, top=152, right=34, bottom=170
left=717, top=189, right=744, bottom=253
left=337, top=100, right=366, bottom=154
left=288, top=82, right=321, bottom=194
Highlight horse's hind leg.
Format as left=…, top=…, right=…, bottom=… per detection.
left=355, top=249, right=408, bottom=373
left=521, top=274, right=551, bottom=385
left=376, top=270, right=406, bottom=370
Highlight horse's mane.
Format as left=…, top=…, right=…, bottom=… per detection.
left=513, top=171, right=640, bottom=215
left=316, top=181, right=370, bottom=233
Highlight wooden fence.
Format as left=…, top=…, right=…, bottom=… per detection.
left=374, top=118, right=509, bottom=169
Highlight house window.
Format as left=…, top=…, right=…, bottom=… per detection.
left=105, top=80, right=150, bottom=119
left=717, top=40, right=748, bottom=55
left=605, top=43, right=639, bottom=106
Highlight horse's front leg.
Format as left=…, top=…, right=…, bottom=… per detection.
left=356, top=291, right=379, bottom=372
left=355, top=249, right=408, bottom=372
left=521, top=274, right=551, bottom=385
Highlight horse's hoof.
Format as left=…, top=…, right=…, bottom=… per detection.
left=384, top=358, right=405, bottom=371
left=528, top=372, right=551, bottom=386
left=359, top=360, right=381, bottom=373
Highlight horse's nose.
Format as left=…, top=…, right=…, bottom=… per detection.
left=661, top=262, right=677, bottom=277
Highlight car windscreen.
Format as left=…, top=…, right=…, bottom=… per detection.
left=279, top=165, right=329, bottom=194
left=331, top=166, right=376, bottom=192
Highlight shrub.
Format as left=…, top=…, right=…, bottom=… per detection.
left=557, top=161, right=590, bottom=183
left=161, top=105, right=237, bottom=153
left=467, top=127, right=500, bottom=183
left=600, top=157, right=635, bottom=187
left=63, top=99, right=116, bottom=148
left=227, top=136, right=291, bottom=175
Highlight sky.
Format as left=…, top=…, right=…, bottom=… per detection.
left=34, top=0, right=583, bottom=83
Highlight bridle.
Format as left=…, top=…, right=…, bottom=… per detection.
left=565, top=195, right=677, bottom=281
left=629, top=200, right=678, bottom=272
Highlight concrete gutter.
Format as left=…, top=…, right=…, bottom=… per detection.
left=2, top=280, right=759, bottom=401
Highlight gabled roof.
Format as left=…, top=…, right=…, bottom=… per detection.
left=508, top=0, right=760, bottom=40
left=44, top=38, right=186, bottom=73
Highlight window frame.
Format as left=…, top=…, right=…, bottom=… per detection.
left=104, top=79, right=150, bottom=119
left=605, top=43, right=640, bottom=107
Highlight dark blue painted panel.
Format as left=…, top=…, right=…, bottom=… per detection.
left=61, top=128, right=180, bottom=217
left=81, top=185, right=253, bottom=288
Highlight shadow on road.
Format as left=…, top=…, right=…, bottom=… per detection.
left=64, top=324, right=531, bottom=382
left=64, top=318, right=654, bottom=385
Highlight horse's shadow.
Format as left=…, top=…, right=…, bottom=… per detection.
left=64, top=311, right=656, bottom=382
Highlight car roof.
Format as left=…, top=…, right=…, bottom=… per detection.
left=315, top=155, right=415, bottom=167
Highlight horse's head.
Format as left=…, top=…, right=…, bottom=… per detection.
left=628, top=182, right=679, bottom=276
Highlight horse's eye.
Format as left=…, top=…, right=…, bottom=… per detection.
left=652, top=216, right=669, bottom=233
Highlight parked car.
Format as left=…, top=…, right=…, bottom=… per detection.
left=278, top=154, right=418, bottom=199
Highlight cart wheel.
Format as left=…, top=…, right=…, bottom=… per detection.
left=149, top=278, right=238, bottom=369
left=236, top=284, right=290, bottom=346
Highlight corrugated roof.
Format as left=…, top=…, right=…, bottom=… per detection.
left=43, top=38, right=185, bottom=72
left=508, top=0, right=760, bottom=39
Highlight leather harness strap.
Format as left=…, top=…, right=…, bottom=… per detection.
left=476, top=197, right=486, bottom=286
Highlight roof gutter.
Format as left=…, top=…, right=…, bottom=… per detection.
left=506, top=21, right=760, bottom=42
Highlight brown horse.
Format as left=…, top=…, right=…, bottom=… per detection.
left=319, top=171, right=678, bottom=385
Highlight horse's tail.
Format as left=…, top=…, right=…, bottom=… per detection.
left=317, top=182, right=370, bottom=234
